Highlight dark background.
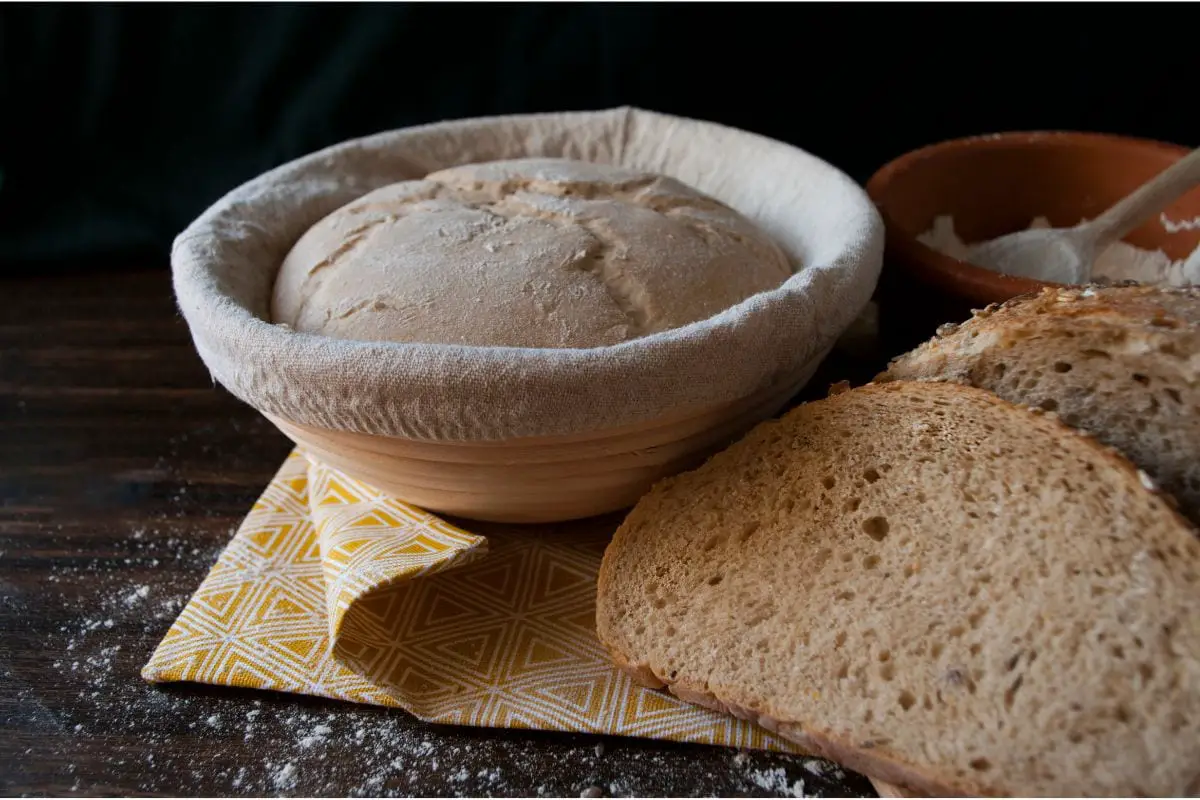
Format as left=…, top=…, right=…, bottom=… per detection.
left=0, top=7, right=1196, bottom=797
left=0, top=3, right=1196, bottom=273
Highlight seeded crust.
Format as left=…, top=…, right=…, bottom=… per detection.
left=597, top=381, right=1200, bottom=797
left=878, top=285, right=1200, bottom=525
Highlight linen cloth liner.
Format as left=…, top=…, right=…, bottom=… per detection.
left=143, top=451, right=799, bottom=750
left=170, top=107, right=883, bottom=442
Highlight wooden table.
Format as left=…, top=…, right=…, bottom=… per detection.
left=0, top=267, right=881, bottom=797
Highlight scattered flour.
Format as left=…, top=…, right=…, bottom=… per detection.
left=748, top=766, right=809, bottom=797
left=729, top=750, right=846, bottom=798
left=802, top=758, right=827, bottom=776
left=918, top=214, right=1200, bottom=286
left=16, top=516, right=871, bottom=798
left=298, top=723, right=332, bottom=749
left=124, top=585, right=150, bottom=606
left=272, top=762, right=297, bottom=790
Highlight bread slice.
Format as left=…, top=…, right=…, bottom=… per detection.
left=596, top=381, right=1200, bottom=797
left=877, top=285, right=1200, bottom=525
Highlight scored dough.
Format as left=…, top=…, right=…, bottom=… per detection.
left=271, top=158, right=793, bottom=349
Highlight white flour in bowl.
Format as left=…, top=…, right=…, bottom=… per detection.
left=918, top=214, right=1200, bottom=286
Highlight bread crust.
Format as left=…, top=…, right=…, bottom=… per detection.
left=879, top=285, right=1200, bottom=382
left=878, top=284, right=1200, bottom=392
left=877, top=285, right=1200, bottom=524
left=604, top=646, right=967, bottom=797
left=595, top=380, right=1200, bottom=798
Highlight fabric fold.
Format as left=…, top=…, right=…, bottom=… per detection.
left=143, top=451, right=796, bottom=750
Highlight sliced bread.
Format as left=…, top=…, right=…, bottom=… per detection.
left=877, top=285, right=1200, bottom=525
left=596, top=381, right=1200, bottom=797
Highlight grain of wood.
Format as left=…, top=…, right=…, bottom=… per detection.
left=0, top=267, right=876, bottom=798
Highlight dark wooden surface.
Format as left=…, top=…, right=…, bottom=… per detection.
left=0, top=267, right=883, bottom=798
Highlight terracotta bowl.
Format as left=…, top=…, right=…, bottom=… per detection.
left=866, top=132, right=1200, bottom=349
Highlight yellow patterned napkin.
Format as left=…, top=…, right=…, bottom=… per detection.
left=143, top=450, right=795, bottom=750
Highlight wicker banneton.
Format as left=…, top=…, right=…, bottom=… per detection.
left=172, top=107, right=883, bottom=522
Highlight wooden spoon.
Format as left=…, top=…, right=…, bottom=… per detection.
left=969, top=146, right=1200, bottom=284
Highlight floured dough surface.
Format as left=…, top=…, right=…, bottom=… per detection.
left=271, top=158, right=793, bottom=348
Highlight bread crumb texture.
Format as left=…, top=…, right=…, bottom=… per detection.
left=272, top=158, right=792, bottom=349
left=880, top=285, right=1200, bottom=526
left=597, top=380, right=1200, bottom=797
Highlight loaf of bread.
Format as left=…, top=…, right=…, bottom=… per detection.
left=878, top=285, right=1200, bottom=525
left=596, top=381, right=1200, bottom=797
left=271, top=158, right=793, bottom=348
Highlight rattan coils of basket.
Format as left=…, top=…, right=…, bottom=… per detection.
left=171, top=108, right=884, bottom=522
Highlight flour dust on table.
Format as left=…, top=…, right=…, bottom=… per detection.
left=7, top=516, right=870, bottom=797
left=0, top=266, right=879, bottom=797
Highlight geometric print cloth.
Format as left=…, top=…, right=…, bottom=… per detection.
left=143, top=449, right=798, bottom=750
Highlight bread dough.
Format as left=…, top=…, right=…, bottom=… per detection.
left=271, top=158, right=793, bottom=348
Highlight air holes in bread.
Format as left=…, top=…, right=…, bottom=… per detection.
left=1002, top=674, right=1024, bottom=711
left=862, top=516, right=890, bottom=541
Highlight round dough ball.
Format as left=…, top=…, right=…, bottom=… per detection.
left=272, top=158, right=793, bottom=349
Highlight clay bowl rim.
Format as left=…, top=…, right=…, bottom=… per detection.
left=865, top=130, right=1191, bottom=306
